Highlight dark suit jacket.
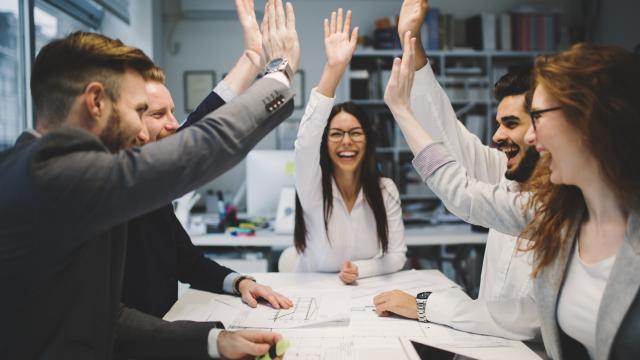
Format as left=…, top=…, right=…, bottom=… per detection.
left=0, top=78, right=294, bottom=359
left=122, top=91, right=235, bottom=318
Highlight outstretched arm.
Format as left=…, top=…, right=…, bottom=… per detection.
left=398, top=0, right=506, bottom=183
left=295, top=8, right=359, bottom=207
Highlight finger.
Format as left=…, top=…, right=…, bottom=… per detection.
left=336, top=8, right=344, bottom=33
left=285, top=2, right=296, bottom=31
left=390, top=57, right=401, bottom=85
left=242, top=292, right=258, bottom=308
left=235, top=0, right=244, bottom=18
left=243, top=330, right=283, bottom=344
left=267, top=0, right=276, bottom=36
left=330, top=11, right=337, bottom=34
left=276, top=294, right=292, bottom=309
left=275, top=0, right=285, bottom=30
left=324, top=18, right=330, bottom=39
left=264, top=293, right=281, bottom=309
left=373, top=294, right=387, bottom=305
left=344, top=9, right=352, bottom=35
left=241, top=338, right=271, bottom=357
left=350, top=27, right=359, bottom=48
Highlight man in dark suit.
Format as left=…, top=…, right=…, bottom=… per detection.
left=123, top=54, right=292, bottom=318
left=0, top=0, right=300, bottom=358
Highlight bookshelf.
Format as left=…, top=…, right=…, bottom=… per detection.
left=342, top=49, right=541, bottom=219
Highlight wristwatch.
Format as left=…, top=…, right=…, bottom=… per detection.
left=264, top=58, right=294, bottom=81
left=233, top=275, right=257, bottom=294
left=416, top=291, right=432, bottom=323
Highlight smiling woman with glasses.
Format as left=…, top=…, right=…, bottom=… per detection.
left=292, top=8, right=406, bottom=284
left=528, top=106, right=563, bottom=131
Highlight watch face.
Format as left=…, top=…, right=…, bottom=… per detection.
left=268, top=58, right=284, bottom=70
left=417, top=291, right=431, bottom=300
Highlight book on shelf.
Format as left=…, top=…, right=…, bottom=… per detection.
left=420, top=7, right=441, bottom=51
left=466, top=13, right=497, bottom=51
left=510, top=9, right=560, bottom=51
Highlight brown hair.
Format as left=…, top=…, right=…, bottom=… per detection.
left=31, top=31, right=154, bottom=127
left=144, top=66, right=166, bottom=84
left=522, top=43, right=640, bottom=276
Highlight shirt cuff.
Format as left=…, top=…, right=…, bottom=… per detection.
left=351, top=260, right=374, bottom=279
left=425, top=288, right=469, bottom=327
left=214, top=81, right=237, bottom=103
left=412, top=142, right=455, bottom=182
left=207, top=328, right=224, bottom=358
left=223, top=272, right=241, bottom=294
left=264, top=71, right=290, bottom=88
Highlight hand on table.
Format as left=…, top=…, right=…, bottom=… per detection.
left=238, top=279, right=294, bottom=309
left=339, top=261, right=359, bottom=284
left=217, top=330, right=282, bottom=359
left=373, top=290, right=418, bottom=319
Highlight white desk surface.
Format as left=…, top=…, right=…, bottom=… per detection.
left=191, top=224, right=487, bottom=248
left=165, top=271, right=540, bottom=360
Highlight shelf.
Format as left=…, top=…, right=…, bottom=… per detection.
left=354, top=48, right=542, bottom=57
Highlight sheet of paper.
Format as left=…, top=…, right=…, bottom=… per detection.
left=233, top=289, right=351, bottom=329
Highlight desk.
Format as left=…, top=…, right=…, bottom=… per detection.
left=165, top=271, right=540, bottom=360
left=191, top=224, right=487, bottom=249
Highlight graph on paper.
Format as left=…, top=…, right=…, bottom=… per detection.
left=233, top=289, right=351, bottom=329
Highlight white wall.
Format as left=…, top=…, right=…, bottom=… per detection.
left=160, top=0, right=581, bottom=205
left=101, top=0, right=155, bottom=59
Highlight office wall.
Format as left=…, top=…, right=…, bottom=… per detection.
left=101, top=0, right=155, bottom=59
left=596, top=0, right=640, bottom=50
left=159, top=0, right=581, bottom=206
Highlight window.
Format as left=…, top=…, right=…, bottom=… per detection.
left=0, top=0, right=23, bottom=149
left=35, top=0, right=91, bottom=55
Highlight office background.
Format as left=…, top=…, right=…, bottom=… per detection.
left=1, top=0, right=639, bottom=292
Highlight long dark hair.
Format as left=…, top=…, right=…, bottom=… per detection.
left=294, top=102, right=389, bottom=254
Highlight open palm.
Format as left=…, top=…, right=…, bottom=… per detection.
left=235, top=0, right=262, bottom=61
left=324, top=8, right=359, bottom=68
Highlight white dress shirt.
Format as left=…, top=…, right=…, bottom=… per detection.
left=293, top=88, right=407, bottom=278
left=410, top=64, right=539, bottom=340
left=558, top=245, right=615, bottom=359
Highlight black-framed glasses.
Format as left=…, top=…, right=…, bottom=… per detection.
left=529, top=106, right=563, bottom=131
left=328, top=128, right=365, bottom=143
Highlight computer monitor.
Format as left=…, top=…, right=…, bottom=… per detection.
left=246, top=150, right=296, bottom=217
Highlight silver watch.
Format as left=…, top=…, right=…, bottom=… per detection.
left=264, top=58, right=294, bottom=81
left=416, top=291, right=432, bottom=323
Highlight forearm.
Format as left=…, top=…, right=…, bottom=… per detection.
left=412, top=143, right=530, bottom=235
left=222, top=52, right=261, bottom=96
left=316, top=63, right=346, bottom=98
left=426, top=289, right=539, bottom=340
left=353, top=251, right=407, bottom=279
left=390, top=106, right=434, bottom=155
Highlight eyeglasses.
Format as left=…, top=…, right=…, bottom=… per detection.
left=529, top=106, right=563, bottom=131
left=328, top=128, right=365, bottom=143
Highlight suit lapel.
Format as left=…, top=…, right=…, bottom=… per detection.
left=595, top=211, right=640, bottom=360
left=537, top=206, right=584, bottom=360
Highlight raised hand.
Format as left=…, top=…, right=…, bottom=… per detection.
left=235, top=0, right=263, bottom=67
left=262, top=0, right=300, bottom=73
left=324, top=8, right=359, bottom=69
left=384, top=31, right=416, bottom=114
left=397, top=0, right=428, bottom=69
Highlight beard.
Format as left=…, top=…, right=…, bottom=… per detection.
left=505, top=146, right=540, bottom=183
left=99, top=108, right=133, bottom=153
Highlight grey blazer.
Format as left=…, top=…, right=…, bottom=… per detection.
left=0, top=77, right=294, bottom=359
left=414, top=142, right=640, bottom=360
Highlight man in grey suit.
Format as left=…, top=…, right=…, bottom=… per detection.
left=0, top=1, right=300, bottom=358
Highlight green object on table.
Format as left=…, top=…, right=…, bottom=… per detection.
left=256, top=339, right=290, bottom=360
